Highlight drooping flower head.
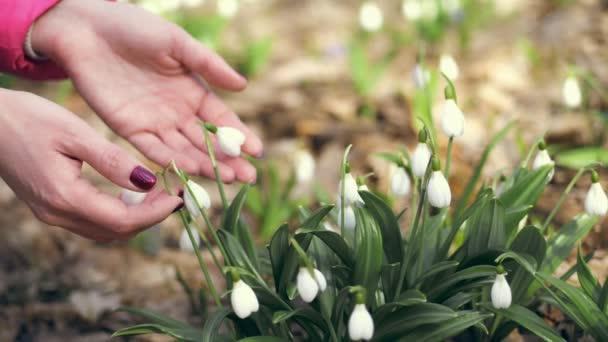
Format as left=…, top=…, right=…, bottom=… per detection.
left=296, top=266, right=327, bottom=303
left=184, top=180, right=211, bottom=218
left=584, top=170, right=608, bottom=217
left=427, top=158, right=451, bottom=208
left=391, top=164, right=411, bottom=197
left=491, top=265, right=512, bottom=309
left=562, top=75, right=582, bottom=109
left=439, top=53, right=459, bottom=81
left=440, top=85, right=464, bottom=138
left=532, top=141, right=554, bottom=180
left=179, top=225, right=201, bottom=253
left=348, top=291, right=374, bottom=341
left=412, top=129, right=432, bottom=178
left=230, top=273, right=259, bottom=319
left=359, top=1, right=383, bottom=32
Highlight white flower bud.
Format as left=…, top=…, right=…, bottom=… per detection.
left=585, top=182, right=608, bottom=216
left=338, top=205, right=357, bottom=231
left=402, top=0, right=422, bottom=20
left=412, top=64, right=430, bottom=89
left=440, top=99, right=465, bottom=138
left=297, top=267, right=327, bottom=303
left=230, top=280, right=259, bottom=319
left=339, top=173, right=364, bottom=207
left=439, top=54, right=459, bottom=81
left=184, top=180, right=211, bottom=218
left=391, top=166, right=411, bottom=197
left=359, top=1, right=383, bottom=32
left=491, top=273, right=512, bottom=309
left=412, top=143, right=432, bottom=177
left=216, top=126, right=246, bottom=157
left=179, top=226, right=201, bottom=252
left=562, top=76, right=582, bottom=109
left=348, top=304, right=374, bottom=341
left=358, top=184, right=370, bottom=192
left=120, top=189, right=146, bottom=206
left=294, top=150, right=315, bottom=184
left=217, top=0, right=238, bottom=18
left=532, top=149, right=554, bottom=180
left=180, top=0, right=205, bottom=8
left=428, top=171, right=451, bottom=208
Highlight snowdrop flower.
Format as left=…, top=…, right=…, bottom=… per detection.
left=439, top=54, right=459, bottom=81
left=359, top=1, right=383, bottom=32
left=338, top=205, right=357, bottom=231
left=120, top=189, right=146, bottom=206
left=180, top=0, right=205, bottom=7
left=562, top=75, right=582, bottom=109
left=216, top=126, right=246, bottom=157
left=443, top=0, right=463, bottom=17
left=412, top=130, right=432, bottom=177
left=184, top=180, right=211, bottom=218
left=391, top=166, right=411, bottom=197
left=532, top=141, right=554, bottom=180
left=348, top=293, right=374, bottom=341
left=585, top=171, right=608, bottom=216
left=427, top=159, right=451, bottom=208
left=297, top=267, right=327, bottom=302
left=412, top=63, right=430, bottom=89
left=294, top=149, right=315, bottom=184
left=402, top=0, right=423, bottom=20
left=339, top=173, right=364, bottom=207
left=179, top=226, right=200, bottom=252
left=440, top=99, right=465, bottom=138
left=491, top=266, right=512, bottom=309
left=217, top=0, right=239, bottom=18
left=231, top=278, right=259, bottom=319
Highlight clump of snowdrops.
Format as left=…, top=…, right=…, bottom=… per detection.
left=114, top=72, right=608, bottom=341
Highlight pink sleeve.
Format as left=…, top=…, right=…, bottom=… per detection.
left=0, top=0, right=66, bottom=80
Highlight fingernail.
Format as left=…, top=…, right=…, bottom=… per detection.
left=130, top=166, right=157, bottom=190
left=178, top=190, right=184, bottom=197
left=172, top=202, right=184, bottom=213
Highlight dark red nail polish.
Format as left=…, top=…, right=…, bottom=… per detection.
left=172, top=202, right=184, bottom=213
left=130, top=166, right=156, bottom=190
left=178, top=190, right=184, bottom=198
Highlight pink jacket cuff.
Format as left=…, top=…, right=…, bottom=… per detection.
left=0, top=0, right=67, bottom=80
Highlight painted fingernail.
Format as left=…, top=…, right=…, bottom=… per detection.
left=172, top=202, right=184, bottom=213
left=130, top=166, right=157, bottom=190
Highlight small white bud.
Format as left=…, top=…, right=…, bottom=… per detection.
left=562, top=76, right=582, bottom=109
left=402, top=0, right=423, bottom=20
left=294, top=149, right=315, bottom=184
left=412, top=64, right=430, bottom=89
left=297, top=267, right=327, bottom=303
left=338, top=205, right=357, bottom=231
left=359, top=1, right=383, bottom=32
left=231, top=280, right=259, bottom=319
left=585, top=182, right=608, bottom=216
left=428, top=171, right=451, bottom=208
left=184, top=180, right=211, bottom=218
left=348, top=304, right=374, bottom=341
left=120, top=189, right=146, bottom=206
left=216, top=126, right=246, bottom=157
left=439, top=54, right=459, bottom=81
left=179, top=226, right=201, bottom=252
left=217, top=0, right=238, bottom=18
left=391, top=166, right=411, bottom=197
left=491, top=273, right=512, bottom=309
left=339, top=173, right=364, bottom=207
left=411, top=143, right=432, bottom=177
left=532, top=149, right=554, bottom=180
left=440, top=99, right=465, bottom=138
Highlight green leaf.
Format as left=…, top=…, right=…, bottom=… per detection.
left=238, top=337, right=288, bottom=342
left=297, top=229, right=354, bottom=268
left=426, top=265, right=496, bottom=300
left=454, top=122, right=513, bottom=218
left=218, top=230, right=262, bottom=280
left=241, top=37, right=273, bottom=77
left=442, top=292, right=480, bottom=310
left=396, top=311, right=493, bottom=342
left=222, top=184, right=250, bottom=234
left=116, top=307, right=190, bottom=329
left=483, top=304, right=565, bottom=342
left=268, top=224, right=289, bottom=292
left=112, top=324, right=204, bottom=341
left=464, top=198, right=506, bottom=259
left=507, top=226, right=546, bottom=303
left=373, top=290, right=427, bottom=323
left=374, top=303, right=457, bottom=340
left=360, top=190, right=403, bottom=264
left=278, top=233, right=312, bottom=298
left=577, top=245, right=601, bottom=301
left=353, top=208, right=383, bottom=306
left=271, top=308, right=326, bottom=329
left=300, top=205, right=334, bottom=230
left=236, top=219, right=260, bottom=272
left=416, top=261, right=460, bottom=287
left=555, top=147, right=608, bottom=169
left=202, top=307, right=233, bottom=342
left=499, top=165, right=552, bottom=210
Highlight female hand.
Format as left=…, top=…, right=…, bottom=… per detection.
left=0, top=89, right=182, bottom=242
left=31, top=0, right=262, bottom=183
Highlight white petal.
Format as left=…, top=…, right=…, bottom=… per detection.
left=294, top=150, right=316, bottom=183
left=402, top=0, right=422, bottom=20
left=339, top=173, right=364, bottom=207
left=391, top=167, right=411, bottom=197
left=428, top=171, right=451, bottom=208
left=562, top=76, right=582, bottom=108
left=491, top=274, right=512, bottom=309
left=359, top=2, right=383, bottom=32
left=412, top=143, right=431, bottom=177
left=338, top=206, right=357, bottom=230
left=184, top=180, right=211, bottom=217
left=348, top=304, right=374, bottom=341
left=532, top=150, right=554, bottom=180
left=231, top=280, right=259, bottom=319
left=313, top=269, right=327, bottom=291
left=441, top=99, right=465, bottom=138
left=217, top=0, right=238, bottom=18
left=217, top=127, right=245, bottom=157
left=179, top=226, right=200, bottom=252
left=358, top=184, right=370, bottom=192
left=585, top=182, right=608, bottom=216
left=297, top=267, right=320, bottom=303
left=120, top=189, right=147, bottom=206
left=412, top=64, right=429, bottom=89
left=439, top=54, right=459, bottom=81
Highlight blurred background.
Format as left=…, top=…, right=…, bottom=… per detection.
left=1, top=0, right=607, bottom=340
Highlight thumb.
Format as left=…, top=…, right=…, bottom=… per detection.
left=65, top=127, right=157, bottom=191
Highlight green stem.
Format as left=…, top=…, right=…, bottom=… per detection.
left=200, top=208, right=229, bottom=263
left=178, top=210, right=222, bottom=308
left=445, top=137, right=454, bottom=177
left=541, top=167, right=585, bottom=233
left=193, top=224, right=222, bottom=272
left=202, top=126, right=228, bottom=209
